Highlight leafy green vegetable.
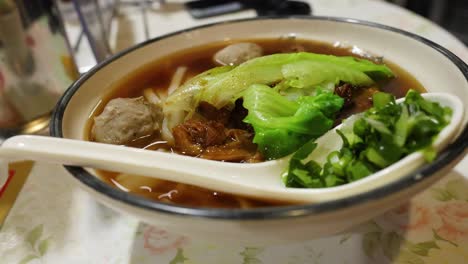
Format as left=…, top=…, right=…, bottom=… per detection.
left=163, top=52, right=394, bottom=131
left=372, top=92, right=394, bottom=110
left=283, top=89, right=452, bottom=188
left=201, top=52, right=393, bottom=108
left=163, top=66, right=234, bottom=132
left=243, top=84, right=344, bottom=159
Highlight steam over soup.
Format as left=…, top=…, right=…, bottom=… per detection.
left=85, top=38, right=425, bottom=208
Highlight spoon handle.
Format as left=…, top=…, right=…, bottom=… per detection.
left=0, top=135, right=213, bottom=181
left=0, top=135, right=274, bottom=189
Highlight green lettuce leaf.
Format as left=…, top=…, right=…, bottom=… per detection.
left=201, top=52, right=393, bottom=108
left=163, top=52, right=394, bottom=131
left=163, top=66, right=234, bottom=131
left=242, top=84, right=344, bottom=159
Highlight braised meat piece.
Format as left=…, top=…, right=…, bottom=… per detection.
left=172, top=104, right=262, bottom=163
left=201, top=129, right=262, bottom=162
left=227, top=99, right=253, bottom=132
left=197, top=101, right=231, bottom=125
left=334, top=86, right=380, bottom=126
left=354, top=86, right=380, bottom=111
left=334, top=83, right=354, bottom=108
left=173, top=120, right=226, bottom=156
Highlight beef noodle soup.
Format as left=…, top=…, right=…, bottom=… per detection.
left=85, top=38, right=425, bottom=208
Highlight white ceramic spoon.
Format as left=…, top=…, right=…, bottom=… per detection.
left=0, top=93, right=464, bottom=203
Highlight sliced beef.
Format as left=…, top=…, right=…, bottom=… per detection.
left=227, top=99, right=253, bottom=132
left=173, top=120, right=226, bottom=156
left=201, top=129, right=262, bottom=162
left=197, top=101, right=231, bottom=125
left=201, top=147, right=259, bottom=162
left=354, top=86, right=380, bottom=111
left=334, top=83, right=354, bottom=108
left=172, top=116, right=262, bottom=162
left=172, top=126, right=203, bottom=156
left=333, top=85, right=380, bottom=126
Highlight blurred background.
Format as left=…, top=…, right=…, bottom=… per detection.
left=387, top=0, right=468, bottom=45
left=60, top=0, right=467, bottom=72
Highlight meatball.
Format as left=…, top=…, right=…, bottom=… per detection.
left=93, top=97, right=157, bottom=145
left=214, top=42, right=263, bottom=66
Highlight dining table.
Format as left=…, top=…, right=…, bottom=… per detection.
left=1, top=0, right=467, bottom=263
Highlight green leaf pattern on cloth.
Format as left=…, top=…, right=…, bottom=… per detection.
left=25, top=224, right=43, bottom=249
left=381, top=231, right=403, bottom=260
left=430, top=188, right=456, bottom=202
left=17, top=224, right=51, bottom=264
left=8, top=172, right=467, bottom=264
left=38, top=238, right=50, bottom=256
left=169, top=248, right=188, bottom=264
left=432, top=179, right=468, bottom=202
left=407, top=241, right=439, bottom=257
left=362, top=232, right=381, bottom=258
left=394, top=250, right=425, bottom=264
left=240, top=247, right=264, bottom=264
left=339, top=234, right=352, bottom=244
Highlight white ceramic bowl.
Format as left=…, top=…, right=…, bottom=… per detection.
left=50, top=17, right=468, bottom=245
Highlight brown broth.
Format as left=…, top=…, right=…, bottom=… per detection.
left=85, top=38, right=425, bottom=208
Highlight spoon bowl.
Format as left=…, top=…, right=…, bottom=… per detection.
left=0, top=93, right=463, bottom=203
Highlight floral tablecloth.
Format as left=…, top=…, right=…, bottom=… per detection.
left=1, top=0, right=467, bottom=263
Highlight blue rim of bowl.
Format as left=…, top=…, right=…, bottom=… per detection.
left=51, top=16, right=468, bottom=220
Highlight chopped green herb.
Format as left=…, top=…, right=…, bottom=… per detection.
left=283, top=89, right=452, bottom=188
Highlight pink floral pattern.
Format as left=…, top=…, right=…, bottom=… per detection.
left=143, top=226, right=189, bottom=255
left=389, top=203, right=435, bottom=231
left=376, top=201, right=442, bottom=241
left=436, top=201, right=468, bottom=243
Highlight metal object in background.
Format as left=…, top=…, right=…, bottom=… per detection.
left=0, top=0, right=79, bottom=138
left=71, top=0, right=116, bottom=63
